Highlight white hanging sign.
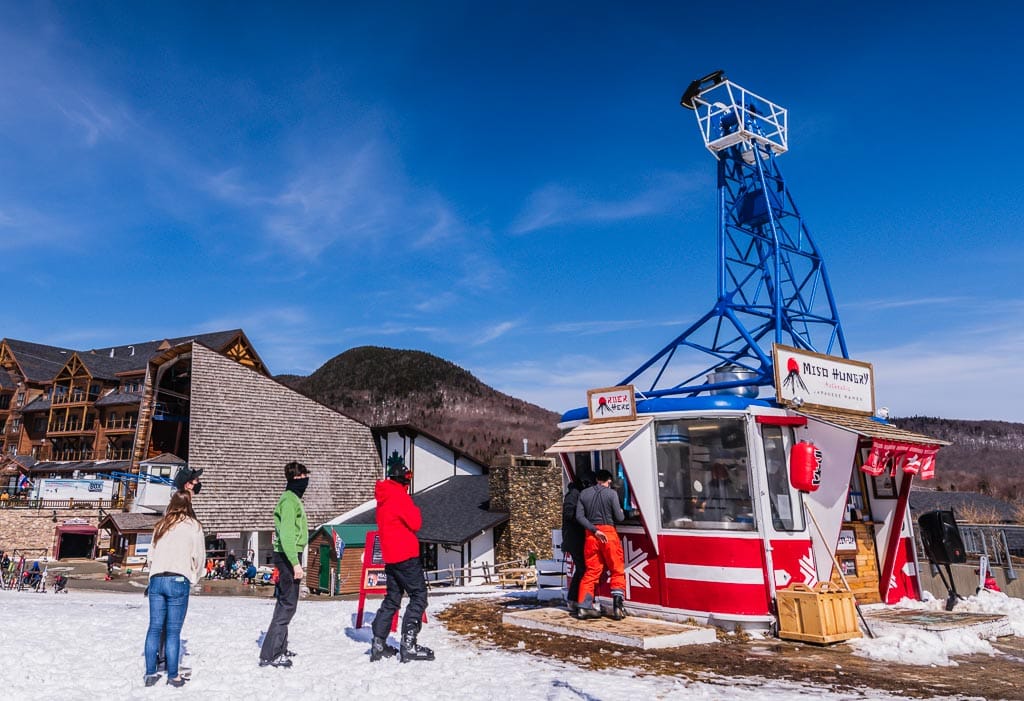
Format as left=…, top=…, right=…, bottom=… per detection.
left=586, top=385, right=637, bottom=423
left=773, top=344, right=875, bottom=415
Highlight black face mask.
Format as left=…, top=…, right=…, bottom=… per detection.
left=287, top=477, right=309, bottom=498
left=192, top=482, right=202, bottom=495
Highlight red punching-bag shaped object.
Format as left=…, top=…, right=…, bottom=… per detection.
left=790, top=440, right=822, bottom=492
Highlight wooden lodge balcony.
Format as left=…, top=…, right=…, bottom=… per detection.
left=103, top=417, right=138, bottom=433
left=103, top=415, right=138, bottom=431
left=48, top=448, right=101, bottom=461
left=50, top=392, right=99, bottom=407
left=105, top=447, right=133, bottom=460
left=47, top=421, right=97, bottom=436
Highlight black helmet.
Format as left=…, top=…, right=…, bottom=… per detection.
left=385, top=451, right=412, bottom=485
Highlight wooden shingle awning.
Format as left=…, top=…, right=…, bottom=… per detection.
left=795, top=407, right=950, bottom=447
left=545, top=417, right=653, bottom=454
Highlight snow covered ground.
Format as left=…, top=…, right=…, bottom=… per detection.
left=849, top=589, right=1024, bottom=667
left=1, top=586, right=1021, bottom=700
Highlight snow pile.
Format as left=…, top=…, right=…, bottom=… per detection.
left=849, top=588, right=1024, bottom=666
left=1, top=589, right=912, bottom=700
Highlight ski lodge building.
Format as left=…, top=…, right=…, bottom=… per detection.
left=0, top=330, right=381, bottom=564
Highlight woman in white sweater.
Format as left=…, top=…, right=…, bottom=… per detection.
left=142, top=491, right=205, bottom=688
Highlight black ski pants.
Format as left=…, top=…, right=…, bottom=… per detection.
left=371, top=556, right=428, bottom=639
left=260, top=553, right=299, bottom=661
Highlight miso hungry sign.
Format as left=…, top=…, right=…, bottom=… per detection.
left=773, top=344, right=875, bottom=415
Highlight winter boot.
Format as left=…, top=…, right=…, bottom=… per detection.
left=400, top=628, right=435, bottom=662
left=575, top=594, right=602, bottom=620
left=370, top=636, right=398, bottom=662
left=611, top=593, right=627, bottom=621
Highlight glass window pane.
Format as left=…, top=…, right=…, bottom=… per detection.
left=656, top=418, right=753, bottom=530
left=761, top=425, right=805, bottom=532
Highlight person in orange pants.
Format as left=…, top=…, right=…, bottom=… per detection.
left=574, top=469, right=626, bottom=620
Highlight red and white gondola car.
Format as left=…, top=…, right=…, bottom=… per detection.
left=548, top=387, right=946, bottom=632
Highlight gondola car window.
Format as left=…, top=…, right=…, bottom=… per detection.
left=593, top=450, right=642, bottom=526
left=655, top=419, right=754, bottom=530
left=761, top=425, right=805, bottom=531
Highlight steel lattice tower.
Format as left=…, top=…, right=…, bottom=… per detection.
left=622, top=71, right=848, bottom=398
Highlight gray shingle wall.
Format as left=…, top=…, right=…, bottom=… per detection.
left=188, top=344, right=380, bottom=532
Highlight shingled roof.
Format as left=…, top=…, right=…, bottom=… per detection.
left=184, top=343, right=380, bottom=533
left=21, top=395, right=50, bottom=413
left=2, top=330, right=251, bottom=385
left=28, top=460, right=131, bottom=475
left=0, top=368, right=16, bottom=390
left=84, top=329, right=249, bottom=374
left=95, top=390, right=143, bottom=407
left=343, top=475, right=508, bottom=546
left=98, top=512, right=161, bottom=533
left=909, top=490, right=1019, bottom=523
left=3, top=339, right=75, bottom=383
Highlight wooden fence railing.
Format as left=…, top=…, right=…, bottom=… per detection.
left=423, top=558, right=531, bottom=588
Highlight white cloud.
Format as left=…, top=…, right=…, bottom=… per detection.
left=0, top=204, right=80, bottom=250
left=509, top=172, right=701, bottom=235
left=477, top=352, right=652, bottom=413
left=546, top=318, right=686, bottom=336
left=844, top=296, right=971, bottom=311
left=474, top=321, right=518, bottom=346
left=52, top=92, right=128, bottom=147
left=205, top=140, right=470, bottom=263
left=864, top=322, right=1024, bottom=422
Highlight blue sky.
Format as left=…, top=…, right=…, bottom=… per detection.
left=2, top=2, right=1022, bottom=422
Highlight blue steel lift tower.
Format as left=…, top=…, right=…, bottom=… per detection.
left=622, top=71, right=848, bottom=398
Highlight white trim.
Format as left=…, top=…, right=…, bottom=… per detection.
left=665, top=563, right=765, bottom=585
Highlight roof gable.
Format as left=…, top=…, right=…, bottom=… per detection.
left=2, top=339, right=76, bottom=383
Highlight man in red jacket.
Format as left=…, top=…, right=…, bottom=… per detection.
left=370, top=454, right=434, bottom=663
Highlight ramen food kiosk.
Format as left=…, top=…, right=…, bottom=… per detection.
left=546, top=345, right=947, bottom=632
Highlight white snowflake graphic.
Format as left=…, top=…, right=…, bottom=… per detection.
left=799, top=549, right=818, bottom=587
left=623, top=537, right=650, bottom=596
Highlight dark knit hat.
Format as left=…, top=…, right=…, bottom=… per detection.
left=173, top=465, right=204, bottom=491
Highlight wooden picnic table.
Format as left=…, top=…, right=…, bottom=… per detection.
left=497, top=567, right=537, bottom=589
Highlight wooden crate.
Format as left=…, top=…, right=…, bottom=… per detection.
left=776, top=583, right=862, bottom=644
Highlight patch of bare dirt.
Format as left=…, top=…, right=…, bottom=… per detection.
left=437, top=595, right=1024, bottom=700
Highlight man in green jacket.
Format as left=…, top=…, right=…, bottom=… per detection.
left=259, top=461, right=310, bottom=669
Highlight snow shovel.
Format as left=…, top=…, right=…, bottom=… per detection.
left=804, top=505, right=875, bottom=639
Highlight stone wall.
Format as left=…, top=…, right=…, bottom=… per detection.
left=489, top=454, right=561, bottom=563
left=0, top=506, right=110, bottom=557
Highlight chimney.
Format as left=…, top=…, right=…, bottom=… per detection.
left=129, top=346, right=135, bottom=356
left=109, top=348, right=115, bottom=358
left=489, top=454, right=560, bottom=562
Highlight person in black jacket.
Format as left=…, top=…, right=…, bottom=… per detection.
left=560, top=479, right=587, bottom=616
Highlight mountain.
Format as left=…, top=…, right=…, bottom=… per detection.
left=276, top=346, right=562, bottom=463
left=895, top=416, right=1024, bottom=501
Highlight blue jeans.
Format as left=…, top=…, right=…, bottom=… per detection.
left=144, top=575, right=191, bottom=677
